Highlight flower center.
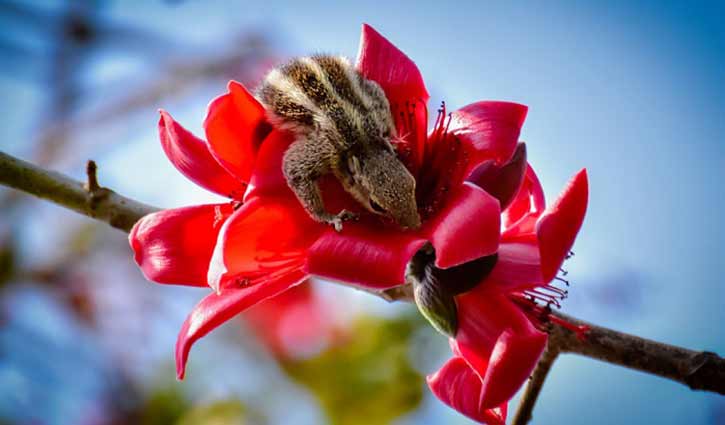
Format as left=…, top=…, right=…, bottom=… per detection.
left=390, top=100, right=476, bottom=223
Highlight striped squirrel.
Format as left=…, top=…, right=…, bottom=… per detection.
left=257, top=55, right=420, bottom=231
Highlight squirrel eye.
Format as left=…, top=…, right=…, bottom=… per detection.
left=370, top=199, right=386, bottom=213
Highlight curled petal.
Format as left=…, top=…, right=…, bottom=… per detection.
left=175, top=265, right=307, bottom=379
left=479, top=329, right=547, bottom=408
left=207, top=195, right=322, bottom=292
left=536, top=169, right=589, bottom=282
left=355, top=24, right=429, bottom=108
left=204, top=81, right=272, bottom=183
left=244, top=129, right=295, bottom=201
left=427, top=183, right=500, bottom=269
left=129, top=203, right=234, bottom=286
left=427, top=356, right=507, bottom=424
left=501, top=211, right=538, bottom=242
left=455, top=291, right=542, bottom=379
left=468, top=143, right=527, bottom=211
left=486, top=241, right=544, bottom=291
left=159, top=111, right=246, bottom=199
left=307, top=219, right=427, bottom=289
left=448, top=102, right=528, bottom=177
left=356, top=24, right=429, bottom=173
left=454, top=293, right=547, bottom=408
left=502, top=165, right=545, bottom=230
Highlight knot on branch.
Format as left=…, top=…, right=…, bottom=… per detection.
left=84, top=160, right=110, bottom=210
left=683, top=351, right=725, bottom=394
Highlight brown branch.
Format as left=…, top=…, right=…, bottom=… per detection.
left=1, top=150, right=724, bottom=413
left=511, top=341, right=560, bottom=425
left=513, top=312, right=725, bottom=424
left=0, top=151, right=157, bottom=232
left=550, top=311, right=725, bottom=394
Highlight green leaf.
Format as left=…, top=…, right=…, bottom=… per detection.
left=282, top=314, right=425, bottom=425
left=176, top=400, right=248, bottom=425
left=138, top=386, right=188, bottom=425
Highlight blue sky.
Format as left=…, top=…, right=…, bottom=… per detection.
left=2, top=1, right=724, bottom=424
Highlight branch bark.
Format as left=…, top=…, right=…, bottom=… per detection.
left=0, top=151, right=157, bottom=232
left=551, top=311, right=725, bottom=394
left=511, top=342, right=560, bottom=425
left=1, top=150, right=723, bottom=420
left=512, top=311, right=725, bottom=424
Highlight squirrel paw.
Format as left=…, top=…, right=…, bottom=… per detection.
left=326, top=210, right=358, bottom=232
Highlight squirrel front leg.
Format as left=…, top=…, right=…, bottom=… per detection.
left=282, top=136, right=357, bottom=231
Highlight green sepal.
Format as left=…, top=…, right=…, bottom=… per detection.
left=412, top=276, right=459, bottom=337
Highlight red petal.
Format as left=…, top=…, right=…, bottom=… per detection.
left=307, top=219, right=427, bottom=289
left=158, top=110, right=246, bottom=199
left=479, top=329, right=547, bottom=408
left=448, top=102, right=528, bottom=178
left=427, top=356, right=507, bottom=424
left=502, top=165, right=545, bottom=229
left=427, top=183, right=500, bottom=269
left=536, top=169, right=588, bottom=282
left=355, top=24, right=429, bottom=108
left=129, top=204, right=233, bottom=286
left=204, top=81, right=271, bottom=183
left=244, top=282, right=331, bottom=359
left=207, top=195, right=322, bottom=292
left=455, top=290, right=547, bottom=408
left=455, top=290, right=541, bottom=368
left=356, top=24, right=429, bottom=174
left=244, top=129, right=295, bottom=201
left=175, top=265, right=306, bottom=379
left=467, top=143, right=527, bottom=211
left=486, top=241, right=544, bottom=291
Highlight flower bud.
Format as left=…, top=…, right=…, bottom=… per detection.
left=412, top=271, right=459, bottom=337
left=406, top=244, right=458, bottom=337
left=406, top=244, right=499, bottom=337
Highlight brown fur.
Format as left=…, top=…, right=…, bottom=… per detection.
left=257, top=55, right=420, bottom=231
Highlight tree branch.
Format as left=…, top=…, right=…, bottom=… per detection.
left=550, top=311, right=725, bottom=394
left=0, top=151, right=157, bottom=232
left=1, top=150, right=723, bottom=418
left=512, top=311, right=725, bottom=424
left=511, top=341, right=560, bottom=425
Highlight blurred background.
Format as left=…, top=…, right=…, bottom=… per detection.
left=0, top=0, right=723, bottom=424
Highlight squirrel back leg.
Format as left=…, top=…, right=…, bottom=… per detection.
left=282, top=135, right=358, bottom=231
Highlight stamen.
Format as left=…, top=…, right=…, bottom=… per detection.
left=444, top=112, right=452, bottom=135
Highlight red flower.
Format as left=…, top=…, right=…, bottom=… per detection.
left=243, top=281, right=340, bottom=359
left=130, top=24, right=529, bottom=380
left=427, top=167, right=589, bottom=424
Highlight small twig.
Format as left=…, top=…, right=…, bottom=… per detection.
left=512, top=341, right=561, bottom=425
left=85, top=159, right=100, bottom=192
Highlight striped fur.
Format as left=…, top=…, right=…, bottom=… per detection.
left=255, top=55, right=421, bottom=231
left=257, top=55, right=395, bottom=151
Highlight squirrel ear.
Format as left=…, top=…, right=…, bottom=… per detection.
left=347, top=155, right=362, bottom=175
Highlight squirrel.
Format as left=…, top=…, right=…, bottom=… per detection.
left=257, top=55, right=421, bottom=232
